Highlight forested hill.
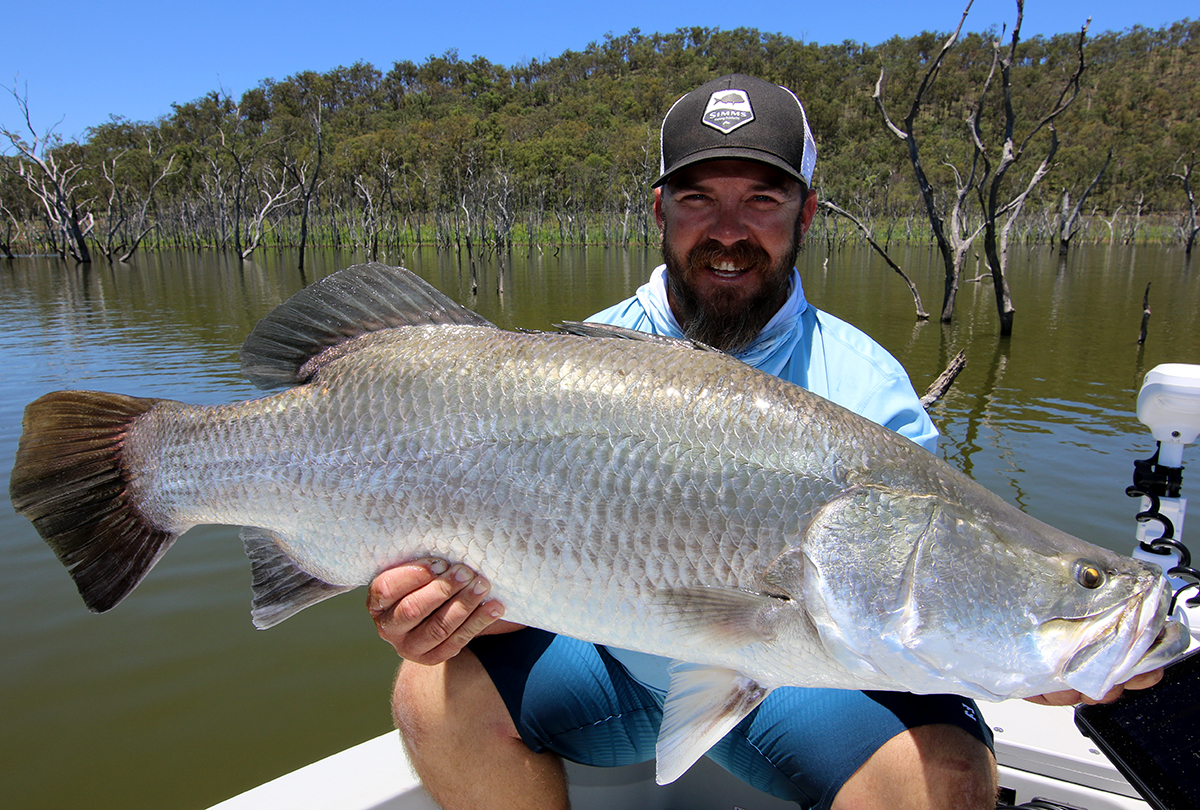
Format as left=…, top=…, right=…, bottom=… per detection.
left=3, top=21, right=1198, bottom=258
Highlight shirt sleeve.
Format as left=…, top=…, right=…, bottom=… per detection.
left=805, top=310, right=939, bottom=453
left=857, top=373, right=939, bottom=453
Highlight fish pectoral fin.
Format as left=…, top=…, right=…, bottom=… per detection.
left=242, top=528, right=354, bottom=629
left=655, top=663, right=773, bottom=785
left=656, top=586, right=786, bottom=651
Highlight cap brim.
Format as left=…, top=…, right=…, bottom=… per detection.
left=653, top=148, right=809, bottom=188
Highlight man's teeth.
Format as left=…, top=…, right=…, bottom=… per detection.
left=711, top=261, right=744, bottom=276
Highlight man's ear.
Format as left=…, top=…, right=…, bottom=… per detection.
left=654, top=187, right=665, bottom=231
left=801, top=189, right=820, bottom=237
left=799, top=188, right=818, bottom=237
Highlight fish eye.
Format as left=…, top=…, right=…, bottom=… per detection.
left=1074, top=561, right=1105, bottom=589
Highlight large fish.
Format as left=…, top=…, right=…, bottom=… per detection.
left=10, top=263, right=1187, bottom=784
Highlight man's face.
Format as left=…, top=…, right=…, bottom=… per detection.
left=657, top=160, right=814, bottom=352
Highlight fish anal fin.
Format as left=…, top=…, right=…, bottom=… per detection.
left=655, top=663, right=773, bottom=785
left=242, top=528, right=354, bottom=629
left=239, top=263, right=495, bottom=390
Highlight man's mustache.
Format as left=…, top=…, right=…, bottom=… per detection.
left=686, top=240, right=772, bottom=274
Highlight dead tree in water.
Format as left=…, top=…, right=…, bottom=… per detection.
left=282, top=107, right=324, bottom=271
left=1138, top=282, right=1151, bottom=345
left=875, top=0, right=1089, bottom=336
left=921, top=350, right=968, bottom=409
left=1058, top=150, right=1111, bottom=258
left=2, top=85, right=93, bottom=263
left=975, top=2, right=1089, bottom=336
left=95, top=131, right=178, bottom=263
left=874, top=3, right=981, bottom=325
left=1173, top=159, right=1199, bottom=256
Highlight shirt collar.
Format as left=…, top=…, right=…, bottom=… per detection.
left=635, top=265, right=808, bottom=374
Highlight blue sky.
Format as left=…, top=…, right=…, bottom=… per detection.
left=2, top=0, right=1190, bottom=143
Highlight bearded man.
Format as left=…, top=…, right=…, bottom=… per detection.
left=366, top=75, right=1158, bottom=810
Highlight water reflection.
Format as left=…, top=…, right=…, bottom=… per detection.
left=1, top=244, right=1197, bottom=810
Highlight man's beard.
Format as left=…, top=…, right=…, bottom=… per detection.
left=662, top=220, right=803, bottom=353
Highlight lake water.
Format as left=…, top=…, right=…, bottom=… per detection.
left=2, top=244, right=1197, bottom=809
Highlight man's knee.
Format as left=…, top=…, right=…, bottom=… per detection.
left=390, top=658, right=438, bottom=737
left=391, top=651, right=518, bottom=746
left=390, top=653, right=570, bottom=809
left=834, top=724, right=996, bottom=810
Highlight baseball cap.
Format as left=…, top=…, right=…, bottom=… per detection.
left=654, top=74, right=817, bottom=188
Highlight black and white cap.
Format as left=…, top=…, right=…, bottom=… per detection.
left=654, top=74, right=817, bottom=188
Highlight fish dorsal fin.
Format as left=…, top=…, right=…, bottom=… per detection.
left=241, top=527, right=354, bottom=629
left=555, top=321, right=722, bottom=353
left=240, top=263, right=494, bottom=389
left=655, top=663, right=773, bottom=784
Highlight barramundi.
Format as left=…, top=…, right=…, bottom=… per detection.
left=10, top=263, right=1187, bottom=784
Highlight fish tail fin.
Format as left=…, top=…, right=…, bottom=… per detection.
left=10, top=390, right=178, bottom=613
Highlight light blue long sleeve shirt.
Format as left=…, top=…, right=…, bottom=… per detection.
left=586, top=264, right=938, bottom=691
left=588, top=265, right=938, bottom=451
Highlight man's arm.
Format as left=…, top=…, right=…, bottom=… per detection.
left=367, top=560, right=1167, bottom=700
left=367, top=559, right=520, bottom=665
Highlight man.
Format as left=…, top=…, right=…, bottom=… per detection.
left=367, top=75, right=1161, bottom=809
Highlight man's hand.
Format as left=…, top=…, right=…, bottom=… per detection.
left=367, top=559, right=520, bottom=665
left=1024, top=668, right=1164, bottom=707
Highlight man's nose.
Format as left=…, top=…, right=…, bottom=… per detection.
left=707, top=204, right=749, bottom=247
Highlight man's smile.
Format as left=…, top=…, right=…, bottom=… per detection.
left=708, top=260, right=750, bottom=278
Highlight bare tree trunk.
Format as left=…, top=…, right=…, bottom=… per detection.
left=1058, top=150, right=1111, bottom=257
left=873, top=2, right=982, bottom=323
left=972, top=0, right=1089, bottom=336
left=2, top=86, right=93, bottom=263
left=920, top=350, right=967, bottom=408
left=241, top=163, right=298, bottom=259
left=1138, top=282, right=1151, bottom=345
left=97, top=138, right=178, bottom=263
left=1172, top=159, right=1199, bottom=256
left=285, top=108, right=324, bottom=271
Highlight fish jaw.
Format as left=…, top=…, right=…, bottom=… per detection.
left=1059, top=579, right=1190, bottom=700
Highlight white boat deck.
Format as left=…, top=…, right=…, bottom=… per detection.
left=209, top=697, right=1151, bottom=810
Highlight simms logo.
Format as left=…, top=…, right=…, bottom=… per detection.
left=702, top=90, right=754, bottom=133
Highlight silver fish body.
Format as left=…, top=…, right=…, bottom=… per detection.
left=11, top=263, right=1187, bottom=784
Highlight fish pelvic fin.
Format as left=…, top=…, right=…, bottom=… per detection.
left=242, top=528, right=354, bottom=629
left=9, top=391, right=177, bottom=614
left=655, top=663, right=773, bottom=785
left=239, top=262, right=495, bottom=390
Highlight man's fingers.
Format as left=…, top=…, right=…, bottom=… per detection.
left=420, top=596, right=506, bottom=664
left=1025, top=666, right=1168, bottom=707
left=368, top=560, right=504, bottom=664
left=367, top=558, right=447, bottom=618
left=1024, top=690, right=1082, bottom=707
left=1077, top=667, right=1165, bottom=705
left=407, top=567, right=493, bottom=644
left=1120, top=668, right=1164, bottom=691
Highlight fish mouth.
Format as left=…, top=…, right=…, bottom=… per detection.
left=1135, top=619, right=1190, bottom=671
left=1060, top=584, right=1190, bottom=699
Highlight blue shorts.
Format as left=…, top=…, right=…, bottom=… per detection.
left=470, top=628, right=994, bottom=810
